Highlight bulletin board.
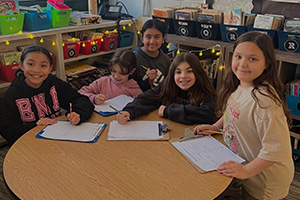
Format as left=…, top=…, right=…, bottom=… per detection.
left=252, top=0, right=300, bottom=18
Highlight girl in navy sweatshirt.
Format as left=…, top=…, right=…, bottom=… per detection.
left=0, top=45, right=94, bottom=146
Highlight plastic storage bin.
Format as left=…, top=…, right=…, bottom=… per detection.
left=79, top=38, right=102, bottom=55
left=173, top=19, right=197, bottom=37
left=43, top=8, right=71, bottom=28
left=118, top=31, right=134, bottom=48
left=278, top=31, right=300, bottom=53
left=286, top=94, right=300, bottom=116
left=23, top=11, right=51, bottom=31
left=63, top=42, right=81, bottom=59
left=152, top=16, right=175, bottom=34
left=196, top=22, right=221, bottom=40
left=101, top=36, right=118, bottom=51
left=0, top=13, right=24, bottom=35
left=0, top=63, right=19, bottom=82
left=220, top=24, right=247, bottom=43
left=247, top=27, right=278, bottom=48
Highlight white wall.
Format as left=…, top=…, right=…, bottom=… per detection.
left=119, top=0, right=253, bottom=17
left=119, top=0, right=206, bottom=17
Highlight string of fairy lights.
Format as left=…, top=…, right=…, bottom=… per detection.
left=1, top=22, right=225, bottom=71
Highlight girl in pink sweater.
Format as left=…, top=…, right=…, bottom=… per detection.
left=78, top=50, right=142, bottom=104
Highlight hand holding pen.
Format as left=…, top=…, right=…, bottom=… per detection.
left=193, top=124, right=222, bottom=135
left=142, top=65, right=157, bottom=85
left=67, top=103, right=80, bottom=125
left=116, top=111, right=131, bottom=125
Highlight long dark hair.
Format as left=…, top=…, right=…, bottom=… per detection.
left=153, top=52, right=216, bottom=106
left=217, top=31, right=292, bottom=127
left=141, top=19, right=167, bottom=37
left=21, top=45, right=53, bottom=65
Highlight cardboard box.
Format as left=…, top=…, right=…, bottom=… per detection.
left=70, top=12, right=101, bottom=25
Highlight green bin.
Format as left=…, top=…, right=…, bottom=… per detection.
left=0, top=13, right=24, bottom=35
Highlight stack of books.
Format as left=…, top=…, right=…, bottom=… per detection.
left=198, top=9, right=223, bottom=24
left=253, top=14, right=285, bottom=30
left=175, top=8, right=199, bottom=21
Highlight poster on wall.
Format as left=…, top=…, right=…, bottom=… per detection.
left=269, top=0, right=300, bottom=3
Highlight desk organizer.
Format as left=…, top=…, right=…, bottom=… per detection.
left=173, top=19, right=197, bottom=37
left=43, top=7, right=71, bottom=28
left=118, top=31, right=134, bottom=48
left=278, top=31, right=300, bottom=53
left=79, top=38, right=102, bottom=55
left=196, top=22, right=221, bottom=40
left=247, top=27, right=278, bottom=48
left=63, top=42, right=81, bottom=59
left=101, top=36, right=118, bottom=51
left=23, top=11, right=51, bottom=31
left=220, top=24, right=247, bottom=43
left=286, top=94, right=300, bottom=116
left=0, top=13, right=24, bottom=35
left=152, top=16, right=175, bottom=34
left=0, top=63, right=19, bottom=82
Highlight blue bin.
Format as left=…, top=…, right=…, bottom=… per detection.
left=196, top=22, right=221, bottom=40
left=278, top=31, right=300, bottom=53
left=220, top=24, right=247, bottom=43
left=152, top=16, right=175, bottom=34
left=247, top=27, right=278, bottom=48
left=173, top=19, right=197, bottom=37
left=286, top=94, right=300, bottom=116
left=118, top=31, right=134, bottom=48
left=23, top=11, right=51, bottom=31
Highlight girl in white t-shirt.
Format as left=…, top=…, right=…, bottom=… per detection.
left=194, top=31, right=294, bottom=199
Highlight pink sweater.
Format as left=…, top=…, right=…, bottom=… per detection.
left=78, top=75, right=142, bottom=104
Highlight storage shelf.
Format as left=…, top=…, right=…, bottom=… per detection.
left=0, top=19, right=137, bottom=90
left=63, top=46, right=133, bottom=63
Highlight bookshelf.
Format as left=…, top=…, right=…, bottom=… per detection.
left=0, top=19, right=138, bottom=90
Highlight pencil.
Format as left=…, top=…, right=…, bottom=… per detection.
left=141, top=65, right=150, bottom=71
left=109, top=105, right=120, bottom=113
left=70, top=103, right=72, bottom=113
left=203, top=129, right=222, bottom=134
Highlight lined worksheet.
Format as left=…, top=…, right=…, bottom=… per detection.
left=107, top=120, right=163, bottom=140
left=37, top=121, right=106, bottom=142
left=171, top=136, right=245, bottom=172
left=94, top=95, right=134, bottom=112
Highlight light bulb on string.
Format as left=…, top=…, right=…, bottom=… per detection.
left=137, top=31, right=141, bottom=35
left=167, top=44, right=170, bottom=49
left=27, top=33, right=34, bottom=39
left=52, top=41, right=56, bottom=46
left=199, top=51, right=203, bottom=56
left=62, top=42, right=65, bottom=47
left=176, top=49, right=180, bottom=55
left=82, top=42, right=86, bottom=47
left=216, top=52, right=221, bottom=56
left=219, top=65, right=225, bottom=70
left=128, top=23, right=132, bottom=27
left=122, top=25, right=126, bottom=30
left=211, top=48, right=215, bottom=53
left=40, top=38, right=44, bottom=43
left=5, top=40, right=9, bottom=45
left=17, top=31, right=22, bottom=35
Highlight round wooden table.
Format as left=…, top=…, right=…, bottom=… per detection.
left=3, top=111, right=232, bottom=199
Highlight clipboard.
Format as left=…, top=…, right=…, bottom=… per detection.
left=169, top=128, right=245, bottom=173
left=36, top=121, right=107, bottom=143
left=107, top=121, right=170, bottom=141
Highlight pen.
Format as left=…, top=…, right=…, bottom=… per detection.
left=70, top=103, right=72, bottom=113
left=203, top=130, right=222, bottom=134
left=109, top=105, right=120, bottom=113
left=141, top=65, right=150, bottom=71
